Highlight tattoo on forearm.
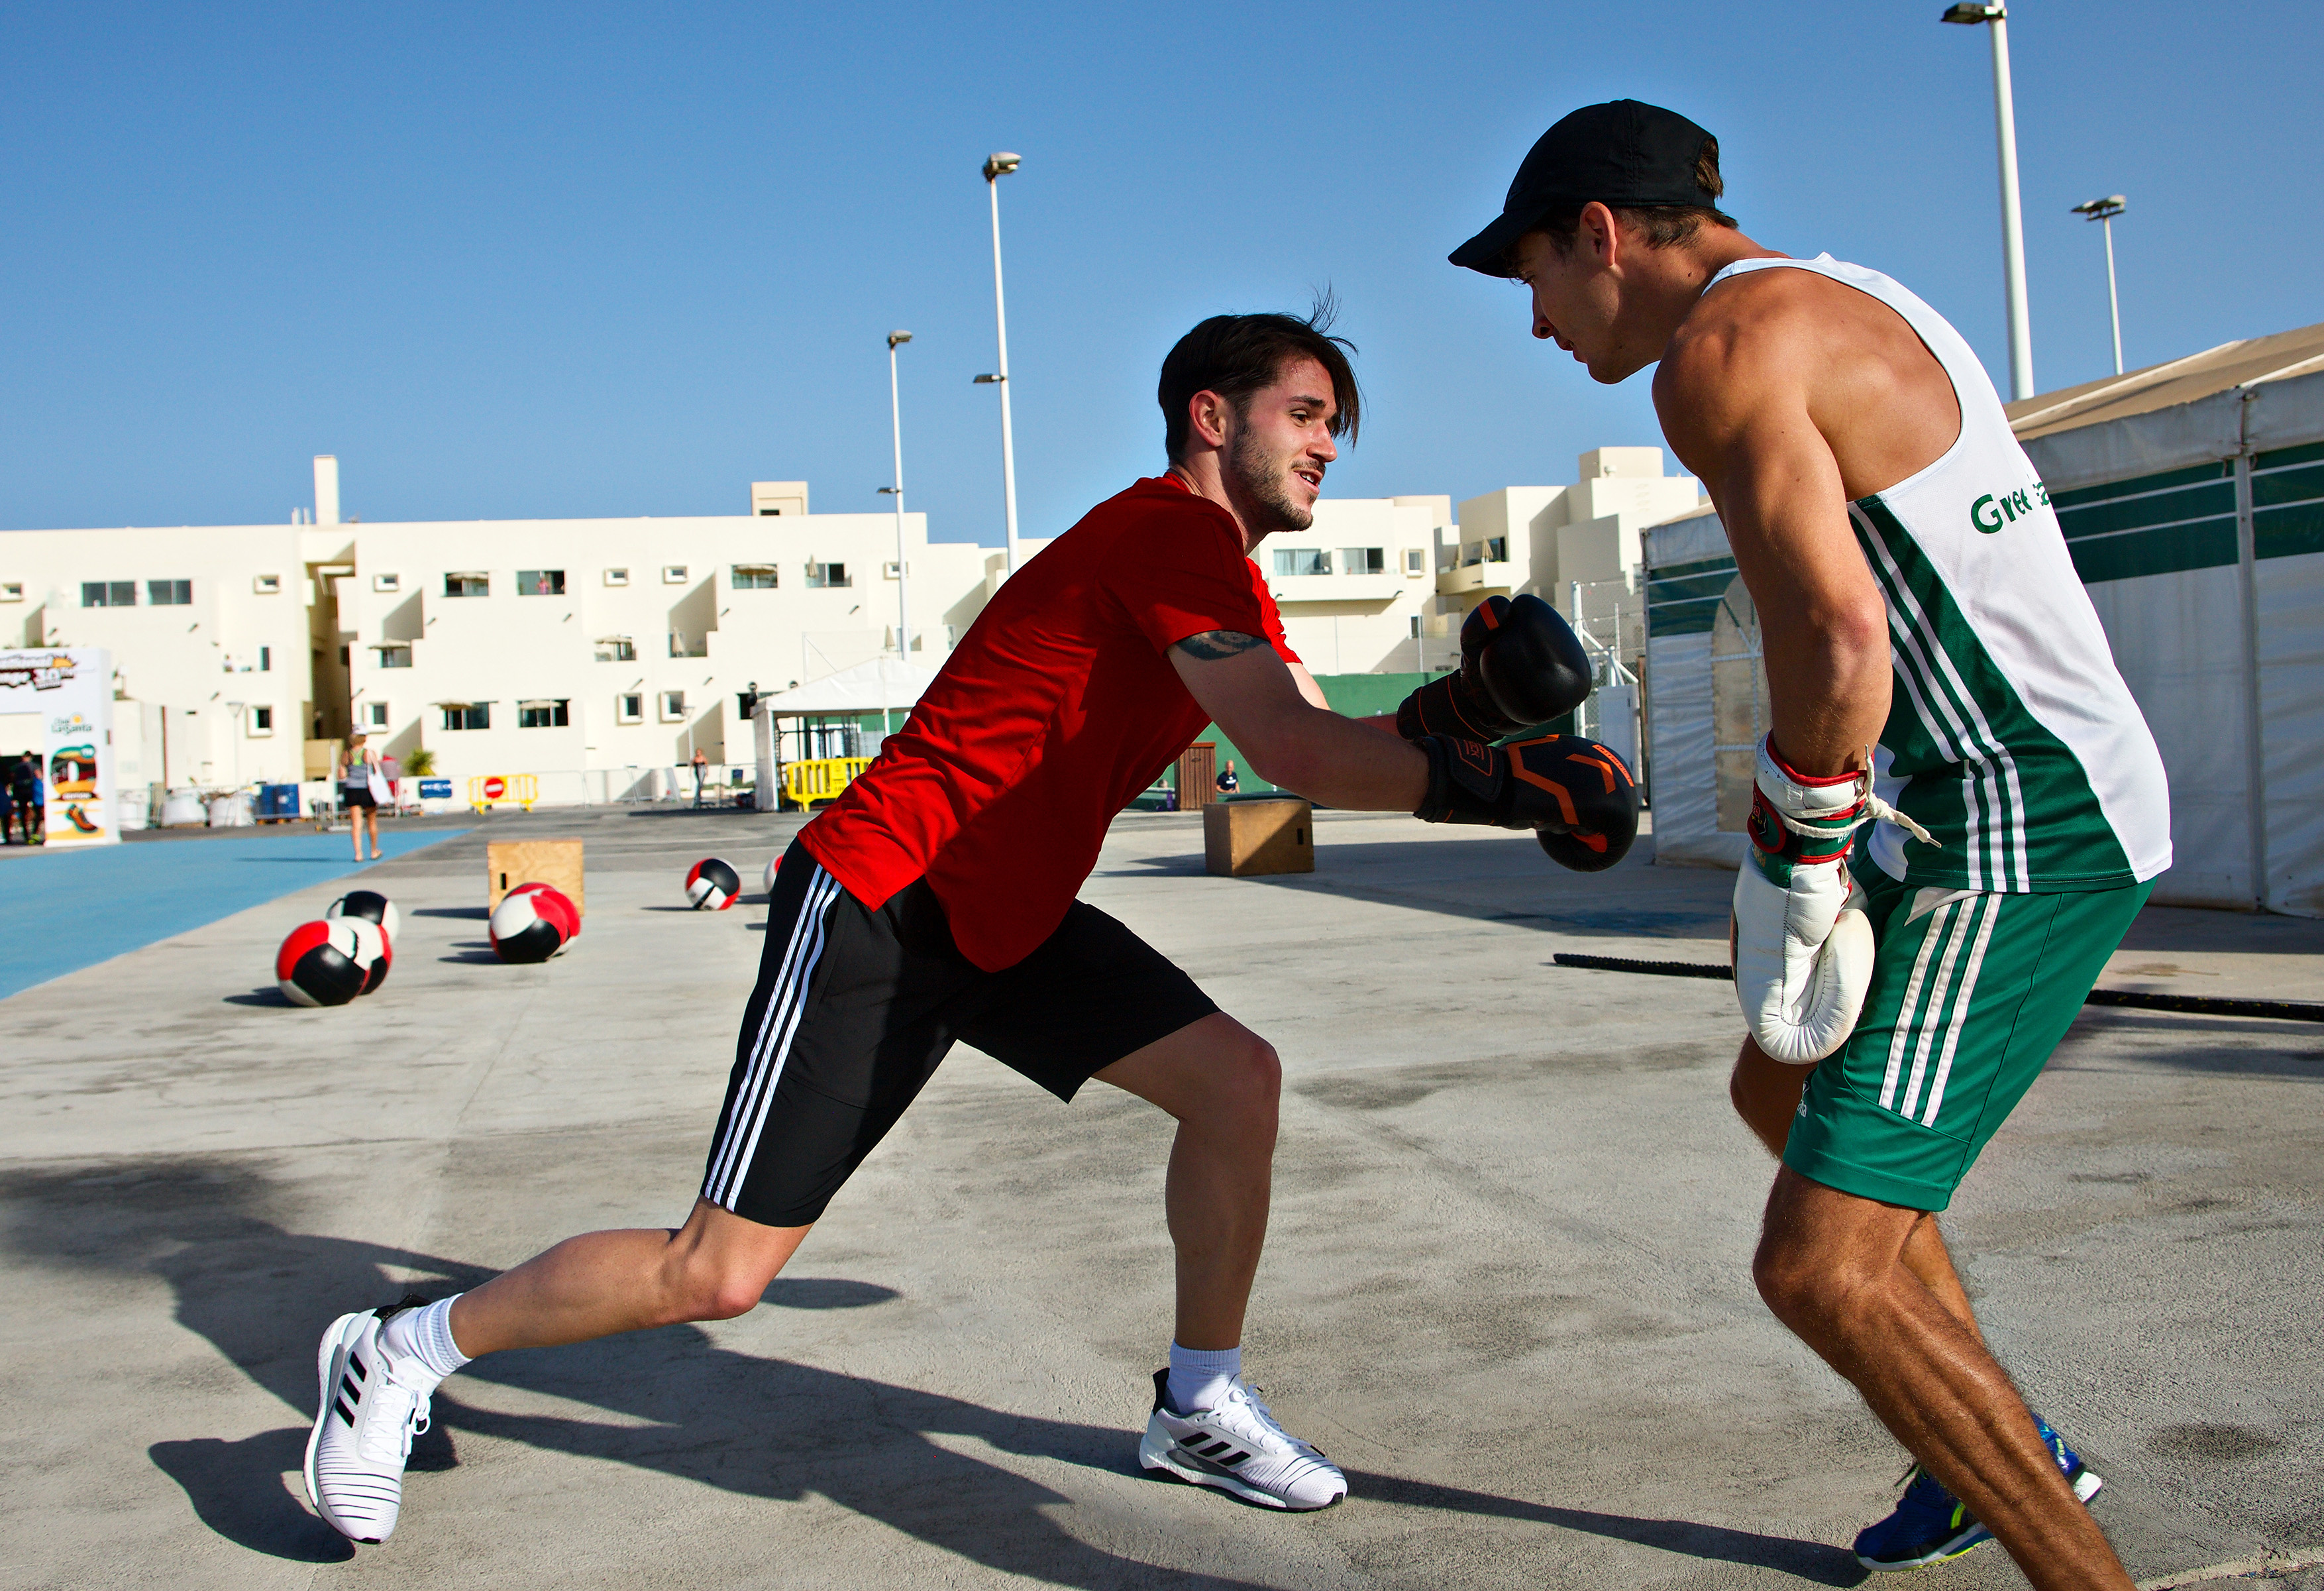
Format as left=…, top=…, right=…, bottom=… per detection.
left=1174, top=630, right=1267, bottom=661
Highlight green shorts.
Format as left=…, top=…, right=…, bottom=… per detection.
left=1781, top=863, right=2151, bottom=1213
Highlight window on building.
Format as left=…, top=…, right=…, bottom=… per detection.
left=374, top=644, right=412, bottom=669
left=517, top=569, right=566, bottom=596
left=1405, top=548, right=1428, bottom=575
left=659, top=690, right=686, bottom=722
left=147, top=579, right=192, bottom=606
left=254, top=573, right=283, bottom=594
left=363, top=700, right=389, bottom=730
left=1, top=582, right=22, bottom=602
left=372, top=573, right=399, bottom=593
left=1271, top=549, right=1329, bottom=578
left=518, top=699, right=570, bottom=728
left=616, top=693, right=644, bottom=724
left=594, top=635, right=636, bottom=662
left=662, top=565, right=688, bottom=584
left=248, top=705, right=274, bottom=735
left=731, top=563, right=780, bottom=590
left=81, top=581, right=135, bottom=608
left=1338, top=547, right=1385, bottom=575
left=442, top=702, right=491, bottom=731
left=806, top=561, right=850, bottom=588
left=445, top=572, right=490, bottom=597
left=882, top=560, right=910, bottom=579
left=259, top=645, right=272, bottom=673
left=605, top=567, right=630, bottom=587
left=339, top=645, right=350, bottom=665
left=1486, top=537, right=1508, bottom=562
left=1410, top=615, right=1423, bottom=637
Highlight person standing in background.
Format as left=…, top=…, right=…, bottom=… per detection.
left=691, top=747, right=710, bottom=809
left=0, top=755, right=16, bottom=844
left=339, top=734, right=383, bottom=862
left=1214, top=760, right=1240, bottom=796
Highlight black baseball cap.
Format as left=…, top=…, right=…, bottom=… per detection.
left=1450, top=100, right=1722, bottom=277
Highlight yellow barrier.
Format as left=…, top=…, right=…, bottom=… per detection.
left=782, top=757, right=871, bottom=808
left=468, top=773, right=539, bottom=812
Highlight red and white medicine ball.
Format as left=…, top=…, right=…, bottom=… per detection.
left=763, top=855, right=781, bottom=896
left=343, top=916, right=392, bottom=995
left=507, top=879, right=581, bottom=939
left=490, top=885, right=576, bottom=963
left=686, top=857, right=741, bottom=910
left=326, top=889, right=403, bottom=944
left=277, top=920, right=369, bottom=1007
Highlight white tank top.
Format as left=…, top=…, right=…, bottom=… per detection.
left=1703, top=254, right=2171, bottom=892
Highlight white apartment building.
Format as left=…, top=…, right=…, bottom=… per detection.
left=1, top=449, right=1701, bottom=809
left=1453, top=447, right=1707, bottom=624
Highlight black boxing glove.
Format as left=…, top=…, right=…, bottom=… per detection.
left=1395, top=594, right=1592, bottom=741
left=1412, top=733, right=1640, bottom=873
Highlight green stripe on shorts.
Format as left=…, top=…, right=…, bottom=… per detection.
left=1781, top=863, right=2151, bottom=1212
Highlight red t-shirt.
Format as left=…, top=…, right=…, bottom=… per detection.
left=798, top=474, right=1296, bottom=970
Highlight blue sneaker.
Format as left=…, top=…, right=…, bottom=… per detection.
left=2034, top=1418, right=2105, bottom=1503
left=1853, top=1417, right=2103, bottom=1572
left=1854, top=1464, right=1992, bottom=1572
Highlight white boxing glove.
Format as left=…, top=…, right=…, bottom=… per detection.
left=1731, top=736, right=1930, bottom=1064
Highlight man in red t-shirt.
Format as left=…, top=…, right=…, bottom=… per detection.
left=303, top=311, right=1640, bottom=1541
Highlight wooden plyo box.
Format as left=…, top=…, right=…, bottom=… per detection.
left=1203, top=798, right=1314, bottom=877
left=486, top=839, right=586, bottom=914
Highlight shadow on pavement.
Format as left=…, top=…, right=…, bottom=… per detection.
left=4, top=1155, right=1852, bottom=1586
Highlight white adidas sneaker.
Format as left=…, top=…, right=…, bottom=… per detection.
left=1138, top=1369, right=1347, bottom=1510
left=304, top=1305, right=434, bottom=1543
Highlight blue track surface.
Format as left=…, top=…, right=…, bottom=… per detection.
left=0, top=830, right=466, bottom=1003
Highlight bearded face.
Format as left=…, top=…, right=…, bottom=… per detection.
left=1226, top=406, right=1322, bottom=535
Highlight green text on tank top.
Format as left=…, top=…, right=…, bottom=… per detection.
left=1707, top=254, right=2170, bottom=895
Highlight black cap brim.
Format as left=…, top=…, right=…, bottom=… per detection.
left=1448, top=207, right=1542, bottom=278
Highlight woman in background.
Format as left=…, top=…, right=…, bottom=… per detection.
left=339, top=734, right=383, bottom=861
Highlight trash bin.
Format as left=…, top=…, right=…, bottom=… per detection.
left=257, top=783, right=301, bottom=820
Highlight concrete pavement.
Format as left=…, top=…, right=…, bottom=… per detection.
left=2, top=806, right=2319, bottom=1589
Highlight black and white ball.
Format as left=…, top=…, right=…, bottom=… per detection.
left=277, top=920, right=368, bottom=1007
left=686, top=857, right=741, bottom=911
left=490, top=887, right=572, bottom=963
left=327, top=889, right=403, bottom=944
left=343, top=917, right=392, bottom=995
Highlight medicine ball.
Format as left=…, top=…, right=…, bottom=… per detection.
left=507, top=879, right=582, bottom=938
left=686, top=857, right=741, bottom=911
left=490, top=887, right=573, bottom=963
left=763, top=855, right=780, bottom=895
left=278, top=920, right=368, bottom=1007
left=327, top=889, right=403, bottom=943
left=343, top=916, right=392, bottom=995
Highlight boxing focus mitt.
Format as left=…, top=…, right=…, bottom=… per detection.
left=1413, top=733, right=1640, bottom=872
left=1396, top=594, right=1592, bottom=741
left=1732, top=736, right=1931, bottom=1064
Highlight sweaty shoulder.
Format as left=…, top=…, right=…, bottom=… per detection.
left=1656, top=266, right=1958, bottom=501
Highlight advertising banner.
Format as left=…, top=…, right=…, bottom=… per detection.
left=0, top=649, right=117, bottom=849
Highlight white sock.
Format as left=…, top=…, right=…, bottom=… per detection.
left=1167, top=1341, right=1241, bottom=1415
left=380, top=1295, right=471, bottom=1388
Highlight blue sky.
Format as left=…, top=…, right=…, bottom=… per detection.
left=3, top=3, right=2317, bottom=542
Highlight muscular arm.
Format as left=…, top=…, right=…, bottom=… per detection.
left=1169, top=631, right=1428, bottom=810
left=1654, top=298, right=1890, bottom=778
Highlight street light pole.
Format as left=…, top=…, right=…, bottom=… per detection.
left=1943, top=3, right=2035, bottom=400
left=2073, top=195, right=2128, bottom=376
left=980, top=152, right=1024, bottom=576
left=883, top=331, right=913, bottom=678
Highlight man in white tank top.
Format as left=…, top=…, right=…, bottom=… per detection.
left=1451, top=102, right=2167, bottom=1584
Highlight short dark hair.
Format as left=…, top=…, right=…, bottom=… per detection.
left=1518, top=136, right=1736, bottom=261
left=1157, top=303, right=1360, bottom=463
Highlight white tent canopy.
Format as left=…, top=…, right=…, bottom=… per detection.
left=754, top=657, right=942, bottom=717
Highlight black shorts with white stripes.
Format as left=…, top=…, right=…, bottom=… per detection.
left=701, top=836, right=1220, bottom=1228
